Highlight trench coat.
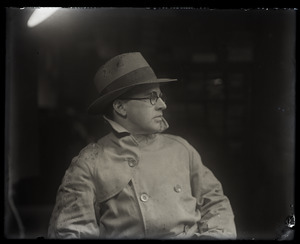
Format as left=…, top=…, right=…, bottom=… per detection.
left=48, top=117, right=237, bottom=239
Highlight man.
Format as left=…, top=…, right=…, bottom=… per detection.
left=48, top=52, right=237, bottom=239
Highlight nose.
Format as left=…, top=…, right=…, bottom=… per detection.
left=155, top=97, right=167, bottom=110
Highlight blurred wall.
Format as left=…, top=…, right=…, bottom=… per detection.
left=5, top=8, right=295, bottom=239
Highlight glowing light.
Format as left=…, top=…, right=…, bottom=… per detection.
left=27, top=7, right=60, bottom=28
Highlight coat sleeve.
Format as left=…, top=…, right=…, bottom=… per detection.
left=48, top=145, right=100, bottom=239
left=189, top=145, right=237, bottom=239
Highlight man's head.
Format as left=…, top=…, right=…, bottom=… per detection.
left=88, top=52, right=177, bottom=115
left=109, top=83, right=168, bottom=134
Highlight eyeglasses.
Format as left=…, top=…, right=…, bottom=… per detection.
left=121, top=92, right=167, bottom=105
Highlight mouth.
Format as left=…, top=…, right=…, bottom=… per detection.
left=153, top=115, right=163, bottom=119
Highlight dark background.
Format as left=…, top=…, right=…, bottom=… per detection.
left=5, top=8, right=296, bottom=239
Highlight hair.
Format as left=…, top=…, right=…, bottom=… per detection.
left=103, top=102, right=114, bottom=120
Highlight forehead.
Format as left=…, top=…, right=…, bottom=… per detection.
left=124, top=84, right=161, bottom=96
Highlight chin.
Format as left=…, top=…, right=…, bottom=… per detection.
left=152, top=127, right=164, bottom=134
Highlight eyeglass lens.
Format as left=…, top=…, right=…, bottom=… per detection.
left=150, top=92, right=166, bottom=105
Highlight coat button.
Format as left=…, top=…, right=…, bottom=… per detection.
left=174, top=184, right=182, bottom=193
left=140, top=193, right=149, bottom=202
left=127, top=158, right=137, bottom=167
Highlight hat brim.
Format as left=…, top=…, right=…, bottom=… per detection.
left=87, top=78, right=177, bottom=115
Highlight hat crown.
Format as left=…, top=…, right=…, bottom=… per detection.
left=94, top=52, right=151, bottom=94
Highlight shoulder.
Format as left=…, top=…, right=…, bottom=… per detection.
left=74, top=133, right=111, bottom=165
left=78, top=133, right=111, bottom=155
left=160, top=133, right=201, bottom=158
left=160, top=134, right=193, bottom=151
left=78, top=142, right=102, bottom=158
left=160, top=134, right=204, bottom=171
left=78, top=132, right=118, bottom=160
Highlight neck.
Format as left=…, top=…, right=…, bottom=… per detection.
left=111, top=114, right=169, bottom=136
left=132, top=132, right=156, bottom=140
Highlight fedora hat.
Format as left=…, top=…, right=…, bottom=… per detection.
left=87, top=52, right=177, bottom=114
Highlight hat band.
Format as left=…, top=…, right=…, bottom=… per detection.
left=100, top=66, right=157, bottom=95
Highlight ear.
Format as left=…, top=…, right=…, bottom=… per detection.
left=113, top=100, right=127, bottom=117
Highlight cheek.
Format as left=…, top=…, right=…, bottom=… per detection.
left=128, top=107, right=155, bottom=125
left=135, top=112, right=154, bottom=125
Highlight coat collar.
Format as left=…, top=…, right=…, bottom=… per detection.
left=103, top=115, right=130, bottom=135
left=103, top=116, right=160, bottom=147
